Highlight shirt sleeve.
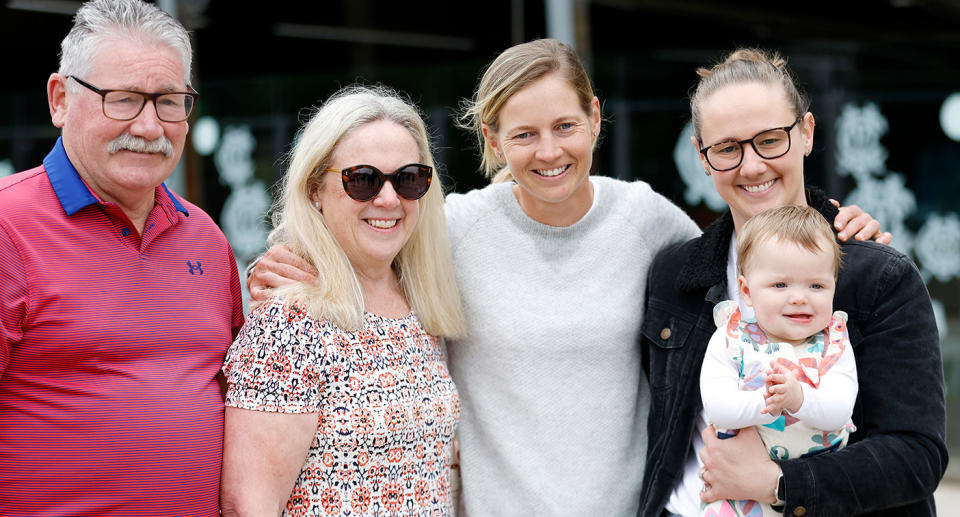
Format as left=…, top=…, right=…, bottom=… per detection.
left=777, top=248, right=947, bottom=516
left=223, top=298, right=327, bottom=414
left=648, top=184, right=702, bottom=248
left=227, top=254, right=245, bottom=339
left=0, top=224, right=27, bottom=378
left=700, top=327, right=777, bottom=430
left=791, top=341, right=858, bottom=431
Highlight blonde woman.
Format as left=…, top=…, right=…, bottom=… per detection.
left=220, top=86, right=466, bottom=516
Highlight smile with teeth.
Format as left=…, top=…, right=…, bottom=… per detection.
left=741, top=179, right=776, bottom=193
left=534, top=165, right=570, bottom=177
left=365, top=218, right=398, bottom=229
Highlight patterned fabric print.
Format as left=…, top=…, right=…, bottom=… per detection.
left=224, top=297, right=459, bottom=517
left=715, top=301, right=855, bottom=458
left=702, top=302, right=856, bottom=517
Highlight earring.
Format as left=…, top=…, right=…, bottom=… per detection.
left=592, top=131, right=597, bottom=137
left=497, top=152, right=503, bottom=160
left=804, top=149, right=811, bottom=157
left=704, top=169, right=711, bottom=177
left=313, top=201, right=320, bottom=209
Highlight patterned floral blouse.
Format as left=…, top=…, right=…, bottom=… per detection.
left=223, top=297, right=460, bottom=516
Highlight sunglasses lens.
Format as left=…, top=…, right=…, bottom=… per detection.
left=394, top=165, right=432, bottom=200
left=344, top=167, right=382, bottom=201
left=341, top=164, right=432, bottom=201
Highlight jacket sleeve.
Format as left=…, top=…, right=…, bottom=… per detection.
left=776, top=246, right=947, bottom=516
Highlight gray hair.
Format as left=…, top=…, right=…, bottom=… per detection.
left=59, top=0, right=192, bottom=88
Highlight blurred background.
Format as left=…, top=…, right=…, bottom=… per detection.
left=2, top=0, right=959, bottom=500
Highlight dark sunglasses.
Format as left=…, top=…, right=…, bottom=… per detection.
left=325, top=163, right=432, bottom=201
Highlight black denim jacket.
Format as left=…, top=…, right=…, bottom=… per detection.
left=638, top=188, right=947, bottom=516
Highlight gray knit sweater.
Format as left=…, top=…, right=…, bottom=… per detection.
left=445, top=176, right=700, bottom=516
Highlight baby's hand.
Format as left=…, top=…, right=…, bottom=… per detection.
left=761, top=362, right=803, bottom=416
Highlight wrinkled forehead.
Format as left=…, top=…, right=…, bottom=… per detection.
left=87, top=34, right=189, bottom=89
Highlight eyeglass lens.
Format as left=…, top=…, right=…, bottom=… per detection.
left=103, top=91, right=195, bottom=122
left=342, top=164, right=432, bottom=201
left=706, top=128, right=791, bottom=171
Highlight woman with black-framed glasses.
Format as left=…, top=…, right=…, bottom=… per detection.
left=219, top=85, right=467, bottom=517
left=698, top=117, right=801, bottom=173
left=639, top=48, right=945, bottom=517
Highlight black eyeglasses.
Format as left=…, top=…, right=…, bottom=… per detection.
left=325, top=163, right=433, bottom=201
left=699, top=117, right=802, bottom=172
left=68, top=75, right=198, bottom=123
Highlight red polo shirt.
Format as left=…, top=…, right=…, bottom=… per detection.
left=0, top=138, right=244, bottom=516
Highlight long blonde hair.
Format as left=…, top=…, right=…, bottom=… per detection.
left=269, top=85, right=467, bottom=337
left=458, top=38, right=597, bottom=183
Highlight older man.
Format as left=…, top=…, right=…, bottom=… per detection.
left=0, top=0, right=243, bottom=514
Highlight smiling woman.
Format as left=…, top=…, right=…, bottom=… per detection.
left=219, top=85, right=466, bottom=517
left=312, top=120, right=423, bottom=286
left=440, top=38, right=702, bottom=515
left=640, top=48, right=945, bottom=517
left=482, top=72, right=600, bottom=226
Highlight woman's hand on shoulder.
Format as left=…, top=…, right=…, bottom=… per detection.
left=830, top=199, right=893, bottom=244
left=248, top=245, right=319, bottom=302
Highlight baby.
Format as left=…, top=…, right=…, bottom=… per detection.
left=699, top=205, right=858, bottom=517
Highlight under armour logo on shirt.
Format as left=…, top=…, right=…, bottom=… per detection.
left=187, top=261, right=203, bottom=275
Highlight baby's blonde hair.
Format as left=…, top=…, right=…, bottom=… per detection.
left=737, top=205, right=842, bottom=279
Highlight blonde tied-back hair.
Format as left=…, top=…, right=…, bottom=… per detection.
left=690, top=48, right=810, bottom=141
left=737, top=205, right=843, bottom=279
left=268, top=85, right=467, bottom=338
left=458, top=38, right=597, bottom=183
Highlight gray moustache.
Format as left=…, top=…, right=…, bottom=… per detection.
left=107, top=133, right=174, bottom=157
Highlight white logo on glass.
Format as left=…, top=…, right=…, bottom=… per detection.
left=674, top=121, right=727, bottom=211
left=836, top=102, right=959, bottom=339
left=193, top=120, right=270, bottom=312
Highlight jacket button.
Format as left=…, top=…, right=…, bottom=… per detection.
left=793, top=507, right=806, bottom=516
left=660, top=328, right=672, bottom=340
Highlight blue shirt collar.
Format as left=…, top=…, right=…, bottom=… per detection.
left=44, top=136, right=189, bottom=217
